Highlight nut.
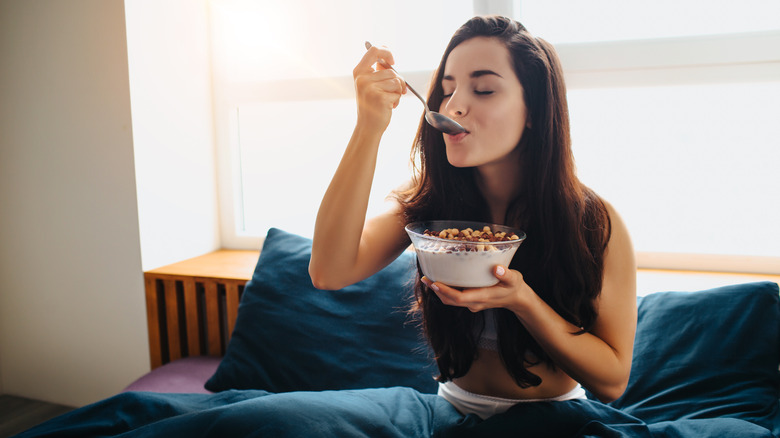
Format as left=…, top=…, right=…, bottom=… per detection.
left=423, top=226, right=519, bottom=243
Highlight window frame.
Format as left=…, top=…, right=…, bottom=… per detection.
left=211, top=4, right=780, bottom=274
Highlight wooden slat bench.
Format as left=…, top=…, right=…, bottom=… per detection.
left=143, top=250, right=260, bottom=369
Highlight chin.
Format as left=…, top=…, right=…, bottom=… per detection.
left=444, top=148, right=474, bottom=168
left=446, top=157, right=474, bottom=168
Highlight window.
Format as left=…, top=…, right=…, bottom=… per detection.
left=211, top=0, right=780, bottom=273
left=515, top=0, right=780, bottom=43
left=570, top=83, right=780, bottom=261
left=513, top=0, right=780, bottom=272
left=210, top=0, right=474, bottom=248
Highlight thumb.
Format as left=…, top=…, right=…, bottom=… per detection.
left=493, top=265, right=517, bottom=285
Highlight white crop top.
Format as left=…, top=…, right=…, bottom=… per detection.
left=477, top=309, right=499, bottom=351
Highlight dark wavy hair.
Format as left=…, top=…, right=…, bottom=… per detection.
left=395, top=16, right=611, bottom=388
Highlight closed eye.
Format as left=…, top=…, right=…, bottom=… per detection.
left=442, top=89, right=493, bottom=98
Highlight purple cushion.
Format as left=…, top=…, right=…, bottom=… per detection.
left=123, top=356, right=221, bottom=394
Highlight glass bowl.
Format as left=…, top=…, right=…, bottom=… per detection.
left=405, top=220, right=526, bottom=288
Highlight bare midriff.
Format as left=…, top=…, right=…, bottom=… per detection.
left=452, top=348, right=578, bottom=400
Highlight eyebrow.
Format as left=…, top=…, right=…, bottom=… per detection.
left=442, top=70, right=504, bottom=81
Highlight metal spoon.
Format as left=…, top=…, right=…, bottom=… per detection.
left=364, top=41, right=466, bottom=135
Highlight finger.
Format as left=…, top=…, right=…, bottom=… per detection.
left=421, top=276, right=439, bottom=293
left=356, top=69, right=404, bottom=93
left=354, top=45, right=396, bottom=76
left=422, top=278, right=458, bottom=306
left=493, top=265, right=514, bottom=284
left=422, top=277, right=487, bottom=310
left=373, top=76, right=406, bottom=94
left=370, top=45, right=396, bottom=69
left=353, top=49, right=378, bottom=77
left=458, top=288, right=489, bottom=305
left=355, top=73, right=405, bottom=111
left=428, top=285, right=451, bottom=305
left=377, top=81, right=403, bottom=102
left=436, top=283, right=487, bottom=310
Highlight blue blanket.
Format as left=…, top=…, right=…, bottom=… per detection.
left=13, top=388, right=776, bottom=438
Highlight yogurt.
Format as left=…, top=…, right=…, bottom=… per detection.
left=406, top=221, right=526, bottom=288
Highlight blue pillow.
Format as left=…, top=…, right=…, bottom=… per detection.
left=610, top=281, right=780, bottom=432
left=205, top=228, right=438, bottom=394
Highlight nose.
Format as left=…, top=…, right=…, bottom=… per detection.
left=442, top=91, right=467, bottom=119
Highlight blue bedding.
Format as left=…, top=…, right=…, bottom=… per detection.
left=13, top=388, right=776, bottom=437
left=13, top=230, right=780, bottom=437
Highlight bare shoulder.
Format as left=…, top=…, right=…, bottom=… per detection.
left=594, top=198, right=636, bottom=319
left=602, top=200, right=632, bottom=251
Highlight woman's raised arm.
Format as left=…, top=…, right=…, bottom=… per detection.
left=309, top=46, right=411, bottom=290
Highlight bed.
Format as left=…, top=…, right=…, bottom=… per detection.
left=13, top=228, right=780, bottom=437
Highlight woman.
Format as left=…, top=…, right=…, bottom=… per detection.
left=310, top=15, right=636, bottom=420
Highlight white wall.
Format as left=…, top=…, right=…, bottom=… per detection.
left=125, top=0, right=220, bottom=271
left=0, top=0, right=150, bottom=407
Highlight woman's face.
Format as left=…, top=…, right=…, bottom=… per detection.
left=438, top=37, right=529, bottom=169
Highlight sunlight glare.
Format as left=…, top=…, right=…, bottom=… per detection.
left=209, top=0, right=323, bottom=82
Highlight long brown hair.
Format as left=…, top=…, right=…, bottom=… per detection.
left=396, top=16, right=611, bottom=388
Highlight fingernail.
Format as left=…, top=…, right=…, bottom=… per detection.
left=496, top=266, right=505, bottom=276
left=422, top=277, right=439, bottom=292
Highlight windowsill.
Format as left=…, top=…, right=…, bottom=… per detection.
left=146, top=250, right=780, bottom=298
left=144, top=250, right=260, bottom=280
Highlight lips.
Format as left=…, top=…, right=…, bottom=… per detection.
left=446, top=131, right=469, bottom=142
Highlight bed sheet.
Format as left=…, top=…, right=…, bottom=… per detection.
left=13, top=388, right=776, bottom=438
